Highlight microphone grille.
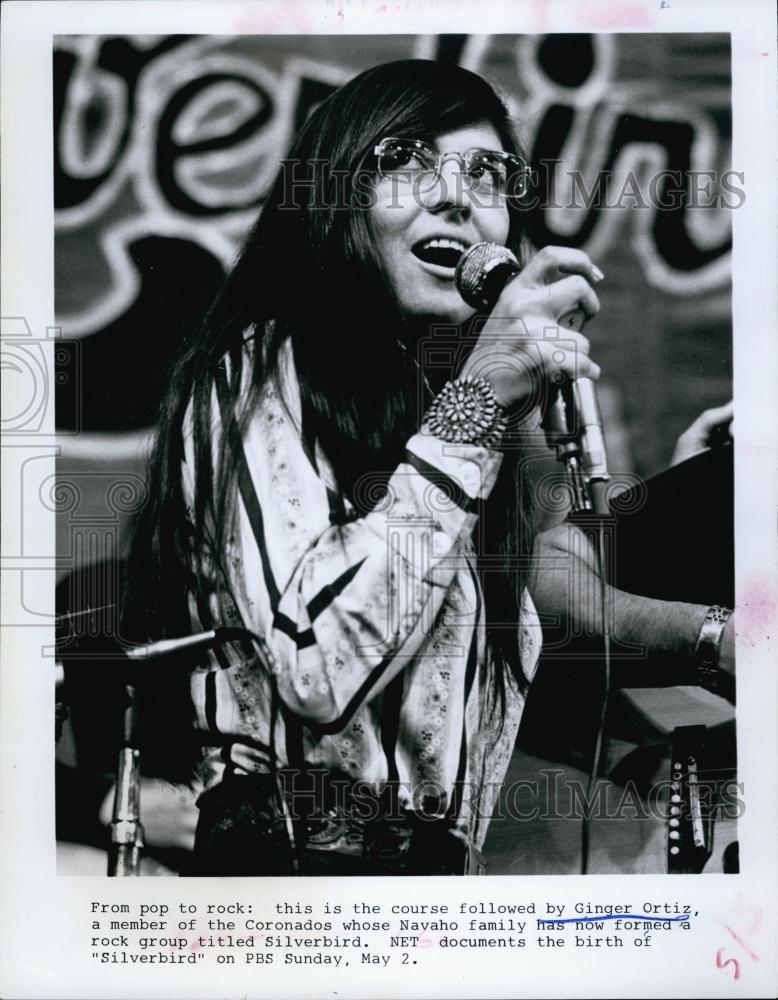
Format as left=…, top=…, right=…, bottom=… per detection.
left=455, top=242, right=520, bottom=309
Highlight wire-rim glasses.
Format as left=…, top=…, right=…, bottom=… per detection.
left=373, top=136, right=531, bottom=200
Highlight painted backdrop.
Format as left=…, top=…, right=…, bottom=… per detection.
left=53, top=33, right=734, bottom=587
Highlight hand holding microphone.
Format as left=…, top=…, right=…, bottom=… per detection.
left=456, top=243, right=602, bottom=410
left=455, top=243, right=609, bottom=513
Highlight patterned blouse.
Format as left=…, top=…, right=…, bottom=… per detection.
left=182, top=337, right=541, bottom=851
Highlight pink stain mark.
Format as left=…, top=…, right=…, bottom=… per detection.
left=733, top=892, right=763, bottom=936
left=579, top=3, right=651, bottom=28
left=723, top=923, right=760, bottom=963
left=737, top=578, right=777, bottom=636
left=233, top=10, right=282, bottom=32
left=532, top=0, right=549, bottom=33
left=715, top=893, right=765, bottom=978
left=233, top=2, right=312, bottom=33
left=189, top=921, right=208, bottom=951
left=416, top=931, right=448, bottom=948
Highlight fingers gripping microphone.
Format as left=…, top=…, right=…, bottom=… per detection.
left=455, top=242, right=610, bottom=514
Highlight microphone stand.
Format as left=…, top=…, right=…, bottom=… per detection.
left=542, top=376, right=610, bottom=517
left=59, top=626, right=265, bottom=876
left=543, top=376, right=613, bottom=874
left=108, top=741, right=143, bottom=876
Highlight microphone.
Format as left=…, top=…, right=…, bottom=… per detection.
left=454, top=241, right=521, bottom=310
left=455, top=242, right=610, bottom=514
left=123, top=626, right=250, bottom=661
left=56, top=624, right=252, bottom=664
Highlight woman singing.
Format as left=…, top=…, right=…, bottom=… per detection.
left=126, top=58, right=606, bottom=876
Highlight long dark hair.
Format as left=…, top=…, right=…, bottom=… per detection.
left=125, top=59, right=537, bottom=779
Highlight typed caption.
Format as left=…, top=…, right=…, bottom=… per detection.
left=88, top=896, right=696, bottom=970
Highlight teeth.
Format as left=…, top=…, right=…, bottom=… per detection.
left=422, top=238, right=467, bottom=252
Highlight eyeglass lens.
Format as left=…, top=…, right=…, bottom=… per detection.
left=377, top=139, right=528, bottom=197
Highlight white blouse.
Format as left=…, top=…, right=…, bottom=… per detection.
left=182, top=337, right=541, bottom=850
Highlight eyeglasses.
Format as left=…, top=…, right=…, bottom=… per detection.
left=373, top=136, right=531, bottom=199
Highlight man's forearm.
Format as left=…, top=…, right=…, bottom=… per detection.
left=530, top=523, right=734, bottom=690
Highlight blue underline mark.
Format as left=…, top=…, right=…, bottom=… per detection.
left=538, top=914, right=691, bottom=925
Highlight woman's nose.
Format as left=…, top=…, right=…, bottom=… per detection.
left=421, top=156, right=471, bottom=214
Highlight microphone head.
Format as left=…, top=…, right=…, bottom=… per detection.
left=455, top=242, right=520, bottom=309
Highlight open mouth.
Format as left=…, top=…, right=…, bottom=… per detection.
left=411, top=237, right=468, bottom=270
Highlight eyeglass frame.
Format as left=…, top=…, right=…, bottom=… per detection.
left=372, top=136, right=532, bottom=200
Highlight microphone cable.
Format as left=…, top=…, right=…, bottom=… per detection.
left=579, top=516, right=613, bottom=875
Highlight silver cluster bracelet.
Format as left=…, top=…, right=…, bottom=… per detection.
left=425, top=376, right=507, bottom=448
left=693, top=604, right=733, bottom=696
